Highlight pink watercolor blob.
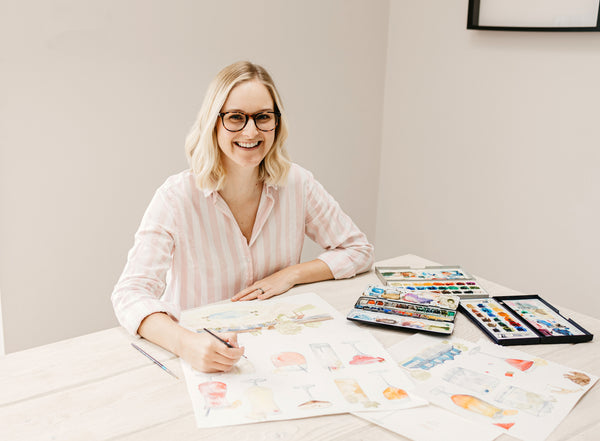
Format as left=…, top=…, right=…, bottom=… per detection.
left=198, top=381, right=227, bottom=408
left=271, top=352, right=307, bottom=370
left=349, top=355, right=385, bottom=365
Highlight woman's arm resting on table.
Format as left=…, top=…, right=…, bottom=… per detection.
left=137, top=312, right=245, bottom=373
left=231, top=258, right=333, bottom=301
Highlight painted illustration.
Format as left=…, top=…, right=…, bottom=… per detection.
left=345, top=341, right=385, bottom=365
left=244, top=378, right=281, bottom=420
left=451, top=393, right=518, bottom=419
left=442, top=367, right=499, bottom=394
left=294, top=384, right=332, bottom=409
left=372, top=371, right=409, bottom=400
left=334, top=378, right=380, bottom=408
left=271, top=351, right=307, bottom=372
left=310, top=343, right=343, bottom=371
left=401, top=341, right=463, bottom=371
left=198, top=381, right=240, bottom=415
left=180, top=292, right=424, bottom=428
left=180, top=294, right=334, bottom=336
left=385, top=334, right=598, bottom=441
left=496, top=386, right=555, bottom=416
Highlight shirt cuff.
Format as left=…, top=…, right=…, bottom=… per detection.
left=317, top=251, right=358, bottom=279
left=118, top=298, right=182, bottom=336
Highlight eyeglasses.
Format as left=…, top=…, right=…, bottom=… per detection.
left=219, top=111, right=280, bottom=132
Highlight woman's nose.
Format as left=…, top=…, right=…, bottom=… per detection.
left=242, top=117, right=259, bottom=136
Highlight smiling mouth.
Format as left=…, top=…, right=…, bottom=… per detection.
left=235, top=141, right=261, bottom=149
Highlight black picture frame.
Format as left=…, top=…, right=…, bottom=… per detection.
left=468, top=0, right=600, bottom=32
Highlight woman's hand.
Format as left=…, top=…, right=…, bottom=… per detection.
left=176, top=328, right=245, bottom=373
left=231, top=260, right=334, bottom=302
left=138, top=312, right=245, bottom=373
left=231, top=267, right=297, bottom=301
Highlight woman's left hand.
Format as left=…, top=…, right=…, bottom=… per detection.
left=231, top=267, right=297, bottom=301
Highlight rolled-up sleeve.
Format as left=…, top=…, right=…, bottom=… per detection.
left=303, top=170, right=374, bottom=279
left=111, top=189, right=181, bottom=335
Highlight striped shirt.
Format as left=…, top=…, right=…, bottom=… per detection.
left=111, top=163, right=374, bottom=335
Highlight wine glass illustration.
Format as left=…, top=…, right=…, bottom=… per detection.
left=271, top=351, right=308, bottom=372
left=470, top=346, right=534, bottom=372
left=371, top=370, right=408, bottom=400
left=294, top=384, right=332, bottom=409
left=344, top=341, right=385, bottom=365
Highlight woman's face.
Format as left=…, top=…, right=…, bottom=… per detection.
left=216, top=80, right=276, bottom=174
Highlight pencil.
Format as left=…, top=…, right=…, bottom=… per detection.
left=131, top=343, right=179, bottom=379
left=203, top=328, right=248, bottom=358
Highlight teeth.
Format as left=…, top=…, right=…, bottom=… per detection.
left=236, top=141, right=259, bottom=148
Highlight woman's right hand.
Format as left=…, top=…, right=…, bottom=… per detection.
left=176, top=328, right=245, bottom=373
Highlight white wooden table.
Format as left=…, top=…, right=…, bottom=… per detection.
left=1, top=254, right=599, bottom=441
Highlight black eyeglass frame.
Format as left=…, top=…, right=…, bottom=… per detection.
left=218, top=111, right=281, bottom=132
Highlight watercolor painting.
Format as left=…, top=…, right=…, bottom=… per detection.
left=180, top=294, right=334, bottom=335
left=180, top=292, right=427, bottom=428
left=383, top=334, right=598, bottom=441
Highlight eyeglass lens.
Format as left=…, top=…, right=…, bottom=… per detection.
left=221, top=112, right=278, bottom=132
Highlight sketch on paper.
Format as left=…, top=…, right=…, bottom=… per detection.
left=294, top=384, right=332, bottom=409
left=380, top=334, right=598, bottom=441
left=180, top=295, right=334, bottom=335
left=180, top=292, right=427, bottom=428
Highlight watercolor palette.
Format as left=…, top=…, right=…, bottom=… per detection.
left=375, top=266, right=490, bottom=299
left=460, top=295, right=593, bottom=345
left=347, top=285, right=460, bottom=335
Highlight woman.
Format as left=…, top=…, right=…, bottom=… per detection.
left=111, top=61, right=374, bottom=373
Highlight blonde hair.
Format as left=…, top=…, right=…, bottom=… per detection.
left=185, top=61, right=290, bottom=191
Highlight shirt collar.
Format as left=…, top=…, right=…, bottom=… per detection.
left=202, top=182, right=278, bottom=200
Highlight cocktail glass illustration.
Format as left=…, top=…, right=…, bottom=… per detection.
left=310, top=343, right=343, bottom=371
left=244, top=378, right=281, bottom=420
left=344, top=341, right=385, bottom=365
left=198, top=381, right=228, bottom=416
left=442, top=366, right=499, bottom=394
left=432, top=387, right=518, bottom=420
left=294, top=384, right=332, bottom=409
left=470, top=346, right=534, bottom=372
left=271, top=351, right=307, bottom=372
left=452, top=394, right=518, bottom=418
left=371, top=371, right=408, bottom=400
left=496, top=386, right=555, bottom=416
left=334, top=378, right=379, bottom=408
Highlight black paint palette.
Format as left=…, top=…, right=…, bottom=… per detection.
left=460, top=295, right=593, bottom=345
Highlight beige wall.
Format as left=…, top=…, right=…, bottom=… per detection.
left=0, top=0, right=389, bottom=353
left=377, top=1, right=600, bottom=317
left=4, top=0, right=598, bottom=354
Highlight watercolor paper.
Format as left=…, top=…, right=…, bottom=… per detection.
left=180, top=293, right=427, bottom=427
left=385, top=334, right=598, bottom=441
left=355, top=405, right=502, bottom=441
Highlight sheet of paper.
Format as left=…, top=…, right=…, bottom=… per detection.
left=355, top=405, right=502, bottom=441
left=385, top=334, right=598, bottom=441
left=180, top=292, right=427, bottom=427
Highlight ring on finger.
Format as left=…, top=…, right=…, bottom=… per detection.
left=257, top=287, right=264, bottom=295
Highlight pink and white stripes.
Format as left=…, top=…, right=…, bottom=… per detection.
left=111, top=163, right=374, bottom=335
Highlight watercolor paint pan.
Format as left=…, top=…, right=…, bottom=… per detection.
left=460, top=295, right=593, bottom=345
left=347, top=285, right=460, bottom=335
left=375, top=265, right=490, bottom=299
